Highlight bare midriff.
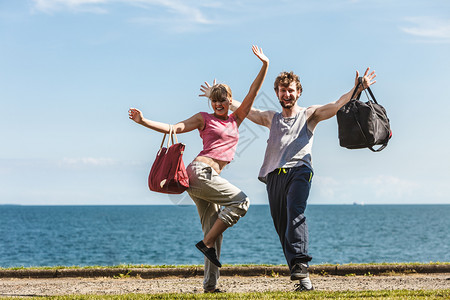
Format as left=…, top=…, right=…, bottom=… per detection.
left=194, top=155, right=229, bottom=174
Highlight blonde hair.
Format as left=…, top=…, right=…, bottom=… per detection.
left=209, top=84, right=232, bottom=102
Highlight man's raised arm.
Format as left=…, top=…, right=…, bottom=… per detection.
left=306, top=67, right=376, bottom=131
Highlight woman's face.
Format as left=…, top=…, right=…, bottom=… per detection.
left=211, top=95, right=231, bottom=119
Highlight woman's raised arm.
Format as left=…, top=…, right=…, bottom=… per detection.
left=233, top=45, right=269, bottom=126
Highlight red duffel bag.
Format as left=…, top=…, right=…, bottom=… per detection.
left=148, top=125, right=189, bottom=194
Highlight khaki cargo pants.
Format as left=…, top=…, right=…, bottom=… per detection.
left=186, top=161, right=249, bottom=291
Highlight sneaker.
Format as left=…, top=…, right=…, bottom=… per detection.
left=195, top=240, right=222, bottom=268
left=294, top=282, right=314, bottom=292
left=204, top=288, right=225, bottom=293
left=290, top=262, right=309, bottom=280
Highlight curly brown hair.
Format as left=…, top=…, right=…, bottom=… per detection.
left=273, top=71, right=302, bottom=96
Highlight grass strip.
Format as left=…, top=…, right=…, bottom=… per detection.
left=4, top=289, right=449, bottom=300
left=1, top=262, right=449, bottom=271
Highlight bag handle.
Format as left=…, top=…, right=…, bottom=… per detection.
left=171, top=126, right=179, bottom=144
left=166, top=125, right=174, bottom=149
left=349, top=78, right=362, bottom=100
left=359, top=78, right=390, bottom=137
left=360, top=78, right=379, bottom=105
left=350, top=77, right=378, bottom=103
left=369, top=143, right=388, bottom=152
left=354, top=77, right=379, bottom=105
left=159, top=125, right=179, bottom=149
left=159, top=125, right=176, bottom=151
left=159, top=126, right=170, bottom=149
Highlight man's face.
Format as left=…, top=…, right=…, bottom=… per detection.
left=276, top=82, right=300, bottom=109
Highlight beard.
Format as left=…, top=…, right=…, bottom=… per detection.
left=279, top=98, right=297, bottom=108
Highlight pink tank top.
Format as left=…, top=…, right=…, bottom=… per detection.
left=198, top=112, right=239, bottom=163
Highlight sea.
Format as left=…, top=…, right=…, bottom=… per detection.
left=0, top=205, right=449, bottom=268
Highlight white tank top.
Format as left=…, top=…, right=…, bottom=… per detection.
left=258, top=108, right=314, bottom=183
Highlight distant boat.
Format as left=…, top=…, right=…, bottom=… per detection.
left=353, top=202, right=364, bottom=206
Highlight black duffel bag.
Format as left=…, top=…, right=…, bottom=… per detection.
left=336, top=77, right=392, bottom=152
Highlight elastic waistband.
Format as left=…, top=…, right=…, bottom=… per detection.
left=276, top=168, right=287, bottom=175
left=187, top=161, right=219, bottom=175
left=188, top=161, right=210, bottom=168
left=272, top=165, right=313, bottom=176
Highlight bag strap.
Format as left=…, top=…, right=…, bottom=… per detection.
left=350, top=78, right=362, bottom=100
left=350, top=77, right=376, bottom=102
left=355, top=76, right=379, bottom=105
left=171, top=126, right=179, bottom=144
left=159, top=125, right=176, bottom=150
left=364, top=86, right=378, bottom=104
left=165, top=125, right=180, bottom=148
left=361, top=78, right=390, bottom=150
left=350, top=109, right=388, bottom=152
left=369, top=143, right=388, bottom=152
left=160, top=131, right=168, bottom=149
left=166, top=125, right=174, bottom=149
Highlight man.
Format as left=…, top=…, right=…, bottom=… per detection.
left=229, top=68, right=376, bottom=291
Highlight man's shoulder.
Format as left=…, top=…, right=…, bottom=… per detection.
left=265, top=110, right=278, bottom=117
left=263, top=110, right=277, bottom=123
left=305, top=105, right=323, bottom=110
left=254, top=109, right=277, bottom=129
left=253, top=108, right=277, bottom=119
left=305, top=105, right=323, bottom=118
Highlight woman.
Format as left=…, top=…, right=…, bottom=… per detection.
left=128, top=45, right=269, bottom=293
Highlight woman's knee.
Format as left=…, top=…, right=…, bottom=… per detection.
left=218, top=196, right=249, bottom=226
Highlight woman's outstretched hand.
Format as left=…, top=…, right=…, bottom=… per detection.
left=252, top=45, right=269, bottom=65
left=128, top=108, right=143, bottom=123
left=199, top=79, right=217, bottom=98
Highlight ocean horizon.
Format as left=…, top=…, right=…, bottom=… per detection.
left=1, top=204, right=449, bottom=268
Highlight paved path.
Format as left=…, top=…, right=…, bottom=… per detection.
left=1, top=273, right=449, bottom=296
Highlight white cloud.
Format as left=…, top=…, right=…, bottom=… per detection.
left=311, top=174, right=448, bottom=204
left=401, top=17, right=450, bottom=42
left=32, top=0, right=213, bottom=26
left=60, top=157, right=117, bottom=167
left=152, top=1, right=212, bottom=24
left=313, top=175, right=342, bottom=200
left=0, top=158, right=142, bottom=170
left=362, top=175, right=419, bottom=199
left=33, top=0, right=109, bottom=13
left=57, top=157, right=146, bottom=169
left=0, top=158, right=148, bottom=205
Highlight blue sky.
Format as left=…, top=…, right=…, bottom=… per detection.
left=1, top=0, right=449, bottom=205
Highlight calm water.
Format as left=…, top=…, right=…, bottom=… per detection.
left=0, top=205, right=448, bottom=267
